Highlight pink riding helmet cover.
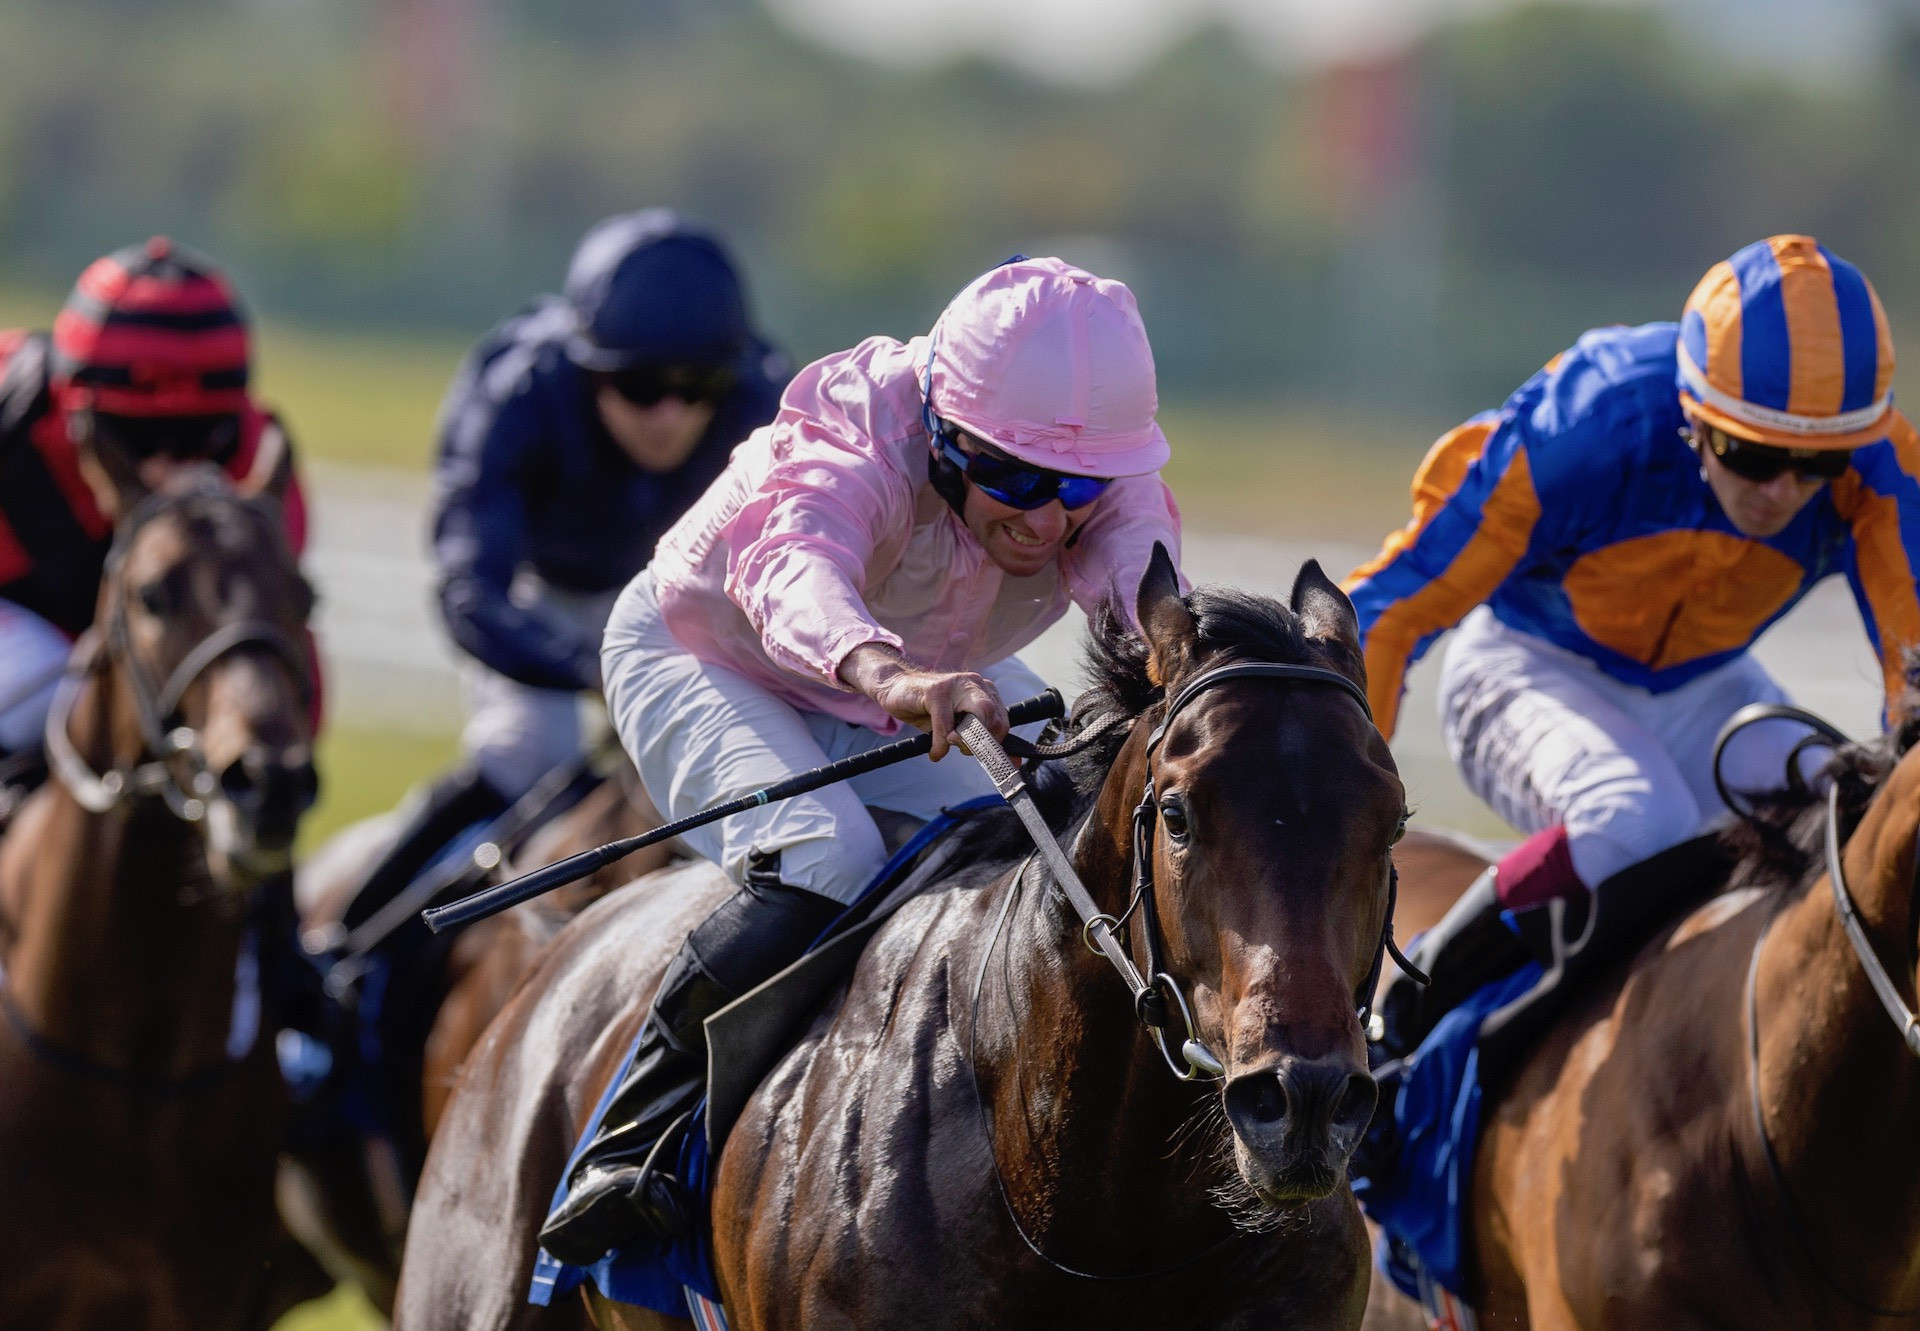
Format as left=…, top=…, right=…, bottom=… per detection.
left=923, top=256, right=1170, bottom=479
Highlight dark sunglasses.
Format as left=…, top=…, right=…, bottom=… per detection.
left=601, top=363, right=737, bottom=408
left=934, top=425, right=1113, bottom=511
left=1691, top=423, right=1852, bottom=483
left=91, top=411, right=242, bottom=465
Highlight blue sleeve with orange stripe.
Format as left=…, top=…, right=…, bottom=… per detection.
left=1342, top=411, right=1545, bottom=737
left=1834, top=413, right=1920, bottom=712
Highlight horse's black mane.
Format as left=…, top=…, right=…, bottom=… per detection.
left=916, top=584, right=1321, bottom=883
left=1721, top=652, right=1920, bottom=894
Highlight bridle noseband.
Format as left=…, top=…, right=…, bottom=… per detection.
left=43, top=483, right=312, bottom=823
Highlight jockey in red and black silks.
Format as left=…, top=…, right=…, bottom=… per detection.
left=0, top=237, right=313, bottom=765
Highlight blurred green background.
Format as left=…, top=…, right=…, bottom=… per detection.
left=6, top=0, right=1920, bottom=419
left=1, top=1, right=1908, bottom=1324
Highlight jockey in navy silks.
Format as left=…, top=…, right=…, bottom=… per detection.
left=339, top=211, right=789, bottom=933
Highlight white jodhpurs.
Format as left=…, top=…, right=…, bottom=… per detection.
left=0, top=599, right=71, bottom=754
left=1438, top=606, right=1814, bottom=888
left=600, top=570, right=1050, bottom=905
left=460, top=580, right=620, bottom=801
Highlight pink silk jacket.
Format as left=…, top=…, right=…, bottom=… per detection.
left=650, top=334, right=1182, bottom=733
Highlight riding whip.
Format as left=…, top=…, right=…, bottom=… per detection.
left=420, top=688, right=1066, bottom=934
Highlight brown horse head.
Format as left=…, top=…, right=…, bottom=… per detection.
left=1107, top=546, right=1404, bottom=1213
left=89, top=460, right=317, bottom=888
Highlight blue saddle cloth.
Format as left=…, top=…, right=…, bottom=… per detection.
left=528, top=796, right=1003, bottom=1314
left=1352, top=962, right=1541, bottom=1301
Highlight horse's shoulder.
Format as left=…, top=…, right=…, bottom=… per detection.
left=1662, top=884, right=1769, bottom=951
left=864, top=876, right=995, bottom=970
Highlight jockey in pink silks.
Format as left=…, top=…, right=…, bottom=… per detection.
left=539, top=257, right=1184, bottom=1264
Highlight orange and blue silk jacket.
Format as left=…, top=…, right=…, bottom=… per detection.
left=1343, top=322, right=1920, bottom=737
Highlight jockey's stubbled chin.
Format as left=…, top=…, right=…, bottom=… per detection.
left=962, top=481, right=1093, bottom=577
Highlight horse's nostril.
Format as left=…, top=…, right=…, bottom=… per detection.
left=220, top=757, right=260, bottom=806
left=1334, top=1071, right=1378, bottom=1132
left=1226, top=1073, right=1290, bottom=1127
left=292, top=761, right=320, bottom=813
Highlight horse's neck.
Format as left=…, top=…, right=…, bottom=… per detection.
left=1751, top=764, right=1920, bottom=1307
left=970, top=748, right=1236, bottom=1269
left=6, top=669, right=243, bottom=1077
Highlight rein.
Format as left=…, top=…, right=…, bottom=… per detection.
left=1725, top=703, right=1920, bottom=1317
left=955, top=660, right=1418, bottom=1280
left=0, top=984, right=248, bottom=1097
left=10, top=484, right=304, bottom=1091
left=966, top=856, right=1246, bottom=1282
left=1743, top=883, right=1920, bottom=1319
left=42, top=484, right=311, bottom=823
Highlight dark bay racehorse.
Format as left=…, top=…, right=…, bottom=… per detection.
left=0, top=462, right=325, bottom=1329
left=1366, top=701, right=1920, bottom=1327
left=397, top=552, right=1411, bottom=1330
left=284, top=763, right=673, bottom=1314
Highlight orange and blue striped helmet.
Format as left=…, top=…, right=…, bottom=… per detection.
left=1678, top=235, right=1895, bottom=451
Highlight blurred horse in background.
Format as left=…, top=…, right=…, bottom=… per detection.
left=0, top=461, right=325, bottom=1329
left=282, top=752, right=676, bottom=1313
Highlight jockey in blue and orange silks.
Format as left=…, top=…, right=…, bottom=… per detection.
left=1348, top=235, right=1920, bottom=1054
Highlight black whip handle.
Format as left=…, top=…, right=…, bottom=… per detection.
left=421, top=688, right=1064, bottom=933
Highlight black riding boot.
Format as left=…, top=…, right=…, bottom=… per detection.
left=538, top=854, right=841, bottom=1266
left=1372, top=867, right=1529, bottom=1060
left=338, top=764, right=508, bottom=935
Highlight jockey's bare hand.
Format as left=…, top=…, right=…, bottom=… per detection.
left=838, top=643, right=1010, bottom=761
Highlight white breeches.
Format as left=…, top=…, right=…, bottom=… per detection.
left=600, top=570, right=1049, bottom=904
left=459, top=582, right=619, bottom=800
left=1438, top=606, right=1816, bottom=887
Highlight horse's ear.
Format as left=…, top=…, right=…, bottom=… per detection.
left=1290, top=560, right=1362, bottom=661
left=1135, top=542, right=1193, bottom=687
left=236, top=418, right=294, bottom=507
left=70, top=409, right=149, bottom=521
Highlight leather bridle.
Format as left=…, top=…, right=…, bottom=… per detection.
left=962, top=659, right=1419, bottom=1085
left=1124, top=662, right=1415, bottom=1078
left=1717, top=702, right=1920, bottom=1316
left=42, top=482, right=312, bottom=823
left=958, top=659, right=1420, bottom=1282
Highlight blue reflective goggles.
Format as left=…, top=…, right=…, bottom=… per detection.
left=933, top=426, right=1114, bottom=511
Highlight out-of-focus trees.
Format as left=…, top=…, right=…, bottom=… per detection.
left=1, top=0, right=1916, bottom=419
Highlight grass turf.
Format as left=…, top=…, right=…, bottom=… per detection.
left=273, top=1285, right=386, bottom=1331
left=300, top=722, right=461, bottom=856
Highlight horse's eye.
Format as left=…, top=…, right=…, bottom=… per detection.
left=136, top=580, right=171, bottom=617
left=1159, top=796, right=1189, bottom=841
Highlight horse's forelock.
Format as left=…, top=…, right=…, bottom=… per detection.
left=1070, top=583, right=1324, bottom=794
left=1081, top=584, right=1316, bottom=722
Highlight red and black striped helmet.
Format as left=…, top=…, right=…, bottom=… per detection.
left=51, top=237, right=250, bottom=417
